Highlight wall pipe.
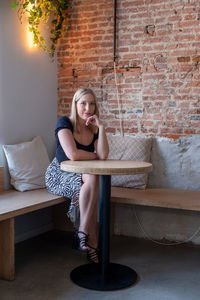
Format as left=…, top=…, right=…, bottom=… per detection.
left=114, top=0, right=117, bottom=62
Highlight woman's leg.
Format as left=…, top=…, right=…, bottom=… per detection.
left=87, top=193, right=99, bottom=248
left=78, top=174, right=99, bottom=248
left=86, top=197, right=99, bottom=263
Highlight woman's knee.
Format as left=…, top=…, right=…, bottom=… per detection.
left=82, top=174, right=99, bottom=186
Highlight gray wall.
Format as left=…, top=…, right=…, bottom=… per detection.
left=0, top=0, right=58, bottom=242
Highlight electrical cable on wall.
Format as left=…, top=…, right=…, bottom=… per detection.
left=114, top=62, right=124, bottom=136
left=114, top=0, right=117, bottom=63
left=133, top=206, right=200, bottom=246
left=113, top=0, right=124, bottom=137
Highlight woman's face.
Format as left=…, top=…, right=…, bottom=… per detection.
left=76, top=93, right=96, bottom=122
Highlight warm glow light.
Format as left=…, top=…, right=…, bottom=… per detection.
left=26, top=26, right=37, bottom=49
left=26, top=3, right=37, bottom=50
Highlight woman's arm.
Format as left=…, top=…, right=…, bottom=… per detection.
left=86, top=115, right=109, bottom=160
left=95, top=124, right=109, bottom=160
left=58, top=129, right=97, bottom=161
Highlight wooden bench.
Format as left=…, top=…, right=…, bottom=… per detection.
left=111, top=187, right=200, bottom=212
left=0, top=167, right=65, bottom=281
left=110, top=185, right=200, bottom=241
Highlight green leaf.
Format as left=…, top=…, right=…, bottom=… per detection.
left=51, top=19, right=58, bottom=25
left=23, top=2, right=29, bottom=9
left=11, top=1, right=19, bottom=10
left=11, top=0, right=69, bottom=59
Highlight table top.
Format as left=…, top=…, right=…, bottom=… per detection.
left=60, top=160, right=152, bottom=175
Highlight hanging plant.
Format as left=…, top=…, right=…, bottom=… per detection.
left=12, top=0, right=70, bottom=59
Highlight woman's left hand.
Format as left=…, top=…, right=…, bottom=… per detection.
left=86, top=115, right=102, bottom=128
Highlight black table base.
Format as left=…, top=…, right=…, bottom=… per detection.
left=70, top=175, right=138, bottom=290
left=70, top=262, right=137, bottom=291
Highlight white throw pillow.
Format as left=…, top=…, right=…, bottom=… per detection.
left=107, top=135, right=152, bottom=189
left=3, top=136, right=50, bottom=192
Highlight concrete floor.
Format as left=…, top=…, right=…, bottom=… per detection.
left=0, top=230, right=200, bottom=300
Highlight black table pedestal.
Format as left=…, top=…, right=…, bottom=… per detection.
left=70, top=262, right=137, bottom=291
left=70, top=175, right=138, bottom=290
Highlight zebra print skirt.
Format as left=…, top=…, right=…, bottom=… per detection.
left=45, top=157, right=82, bottom=228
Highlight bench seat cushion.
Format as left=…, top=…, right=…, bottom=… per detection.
left=148, top=135, right=200, bottom=190
left=107, top=135, right=152, bottom=189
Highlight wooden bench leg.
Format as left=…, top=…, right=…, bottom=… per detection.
left=0, top=218, right=15, bottom=280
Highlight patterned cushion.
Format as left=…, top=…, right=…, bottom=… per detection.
left=107, top=135, right=152, bottom=189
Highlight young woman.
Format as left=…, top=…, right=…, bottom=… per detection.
left=45, top=88, right=109, bottom=263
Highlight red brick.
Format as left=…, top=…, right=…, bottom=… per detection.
left=164, top=134, right=183, bottom=139
left=79, top=57, right=100, bottom=63
left=177, top=56, right=191, bottom=62
left=179, top=20, right=199, bottom=28
left=192, top=56, right=200, bottom=62
left=122, top=1, right=145, bottom=8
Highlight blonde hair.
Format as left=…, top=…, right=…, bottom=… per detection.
left=70, top=88, right=100, bottom=133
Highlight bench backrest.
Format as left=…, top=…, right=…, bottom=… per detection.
left=0, top=167, right=4, bottom=192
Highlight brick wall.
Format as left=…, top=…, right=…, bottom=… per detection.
left=57, top=0, right=200, bottom=136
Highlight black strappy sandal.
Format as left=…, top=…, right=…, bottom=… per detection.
left=87, top=246, right=99, bottom=263
left=72, top=231, right=89, bottom=252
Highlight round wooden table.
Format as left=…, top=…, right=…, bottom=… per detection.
left=61, top=160, right=152, bottom=291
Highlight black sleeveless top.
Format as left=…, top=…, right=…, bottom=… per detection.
left=55, top=116, right=99, bottom=163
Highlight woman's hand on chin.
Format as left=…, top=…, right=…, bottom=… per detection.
left=86, top=115, right=102, bottom=127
